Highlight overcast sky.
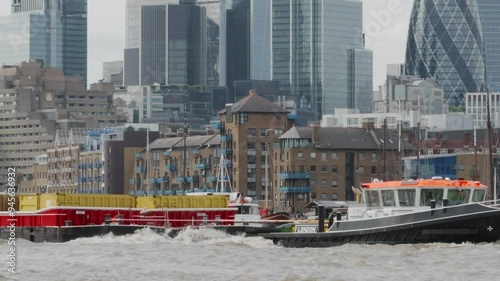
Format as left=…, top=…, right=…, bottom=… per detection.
left=0, top=0, right=413, bottom=90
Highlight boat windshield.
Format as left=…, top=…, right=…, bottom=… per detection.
left=472, top=189, right=486, bottom=202
left=366, top=190, right=381, bottom=208
left=420, top=189, right=444, bottom=207
left=447, top=189, right=471, bottom=205
left=381, top=190, right=396, bottom=207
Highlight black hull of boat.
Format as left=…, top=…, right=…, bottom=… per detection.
left=0, top=224, right=282, bottom=243
left=262, top=203, right=500, bottom=248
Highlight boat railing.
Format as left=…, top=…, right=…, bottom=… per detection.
left=480, top=200, right=500, bottom=208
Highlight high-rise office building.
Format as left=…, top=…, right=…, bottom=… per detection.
left=125, top=0, right=225, bottom=87
left=405, top=0, right=486, bottom=106
left=271, top=0, right=373, bottom=120
left=195, top=0, right=231, bottom=87
left=140, top=2, right=207, bottom=85
left=0, top=0, right=87, bottom=84
left=226, top=0, right=271, bottom=101
left=477, top=0, right=500, bottom=89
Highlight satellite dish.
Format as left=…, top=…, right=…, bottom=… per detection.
left=372, top=178, right=380, bottom=183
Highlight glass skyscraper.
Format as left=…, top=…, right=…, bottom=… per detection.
left=0, top=0, right=87, bottom=83
left=140, top=2, right=207, bottom=86
left=405, top=0, right=486, bottom=106
left=271, top=0, right=372, bottom=120
left=477, top=0, right=500, bottom=90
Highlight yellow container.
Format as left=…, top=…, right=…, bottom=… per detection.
left=39, top=194, right=136, bottom=209
left=133, top=195, right=228, bottom=209
left=136, top=196, right=156, bottom=209
left=0, top=194, right=20, bottom=211
left=20, top=194, right=40, bottom=211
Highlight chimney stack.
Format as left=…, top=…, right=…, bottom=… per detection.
left=464, top=132, right=471, bottom=147
left=362, top=118, right=375, bottom=131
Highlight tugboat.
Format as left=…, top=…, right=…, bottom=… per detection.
left=262, top=177, right=500, bottom=247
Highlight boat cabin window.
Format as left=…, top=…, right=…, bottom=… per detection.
left=381, top=190, right=396, bottom=207
left=472, top=189, right=486, bottom=202
left=447, top=189, right=471, bottom=205
left=398, top=189, right=416, bottom=207
left=420, top=189, right=443, bottom=207
left=236, top=205, right=258, bottom=215
left=366, top=190, right=381, bottom=208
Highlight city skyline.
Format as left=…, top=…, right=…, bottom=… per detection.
left=0, top=0, right=413, bottom=89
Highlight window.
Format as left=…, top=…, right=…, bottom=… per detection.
left=261, top=128, right=269, bottom=136
left=331, top=193, right=338, bottom=200
left=332, top=180, right=338, bottom=188
left=358, top=166, right=365, bottom=173
left=321, top=165, right=327, bottom=173
left=321, top=193, right=327, bottom=200
left=381, top=190, right=396, bottom=207
left=310, top=165, right=316, bottom=172
left=371, top=166, right=377, bottom=175
left=299, top=165, right=305, bottom=173
left=247, top=128, right=256, bottom=136
left=310, top=152, right=316, bottom=159
left=458, top=164, right=465, bottom=170
left=371, top=152, right=377, bottom=161
left=427, top=149, right=433, bottom=155
left=321, top=179, right=327, bottom=187
left=359, top=152, right=365, bottom=159
left=332, top=165, right=338, bottom=174
left=472, top=190, right=486, bottom=202
left=332, top=152, right=338, bottom=159
left=420, top=189, right=444, bottom=207
left=321, top=152, right=327, bottom=160
left=298, top=152, right=304, bottom=159
left=448, top=189, right=471, bottom=205
left=310, top=179, right=316, bottom=187
left=440, top=149, right=448, bottom=155
left=366, top=190, right=380, bottom=207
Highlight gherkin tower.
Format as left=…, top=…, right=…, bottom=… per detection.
left=405, top=0, right=486, bottom=106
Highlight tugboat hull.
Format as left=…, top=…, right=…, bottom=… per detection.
left=263, top=204, right=500, bottom=248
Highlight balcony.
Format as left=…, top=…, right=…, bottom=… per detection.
left=221, top=149, right=232, bottom=155
left=136, top=166, right=144, bottom=173
left=279, top=172, right=311, bottom=180
left=163, top=150, right=171, bottom=157
left=195, top=163, right=210, bottom=170
left=165, top=164, right=176, bottom=171
left=176, top=176, right=187, bottom=183
left=129, top=179, right=135, bottom=184
left=162, top=176, right=169, bottom=183
left=135, top=153, right=142, bottom=158
left=193, top=149, right=200, bottom=155
left=155, top=177, right=163, bottom=184
left=78, top=177, right=87, bottom=183
left=148, top=178, right=156, bottom=184
left=221, top=135, right=232, bottom=141
left=279, top=187, right=312, bottom=193
left=94, top=176, right=101, bottom=182
left=207, top=176, right=217, bottom=182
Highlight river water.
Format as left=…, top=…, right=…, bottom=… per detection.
left=1, top=228, right=499, bottom=281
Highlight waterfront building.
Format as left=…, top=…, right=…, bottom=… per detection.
left=271, top=0, right=373, bottom=120
left=477, top=0, right=500, bottom=89
left=405, top=0, right=486, bottom=106
left=275, top=121, right=414, bottom=211
left=102, top=128, right=160, bottom=194
left=137, top=133, right=221, bottom=195
left=0, top=61, right=125, bottom=185
left=19, top=154, right=48, bottom=193
left=1, top=0, right=87, bottom=83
